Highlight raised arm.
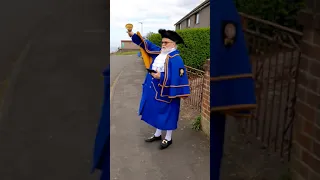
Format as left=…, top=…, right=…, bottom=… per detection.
left=128, top=32, right=161, bottom=55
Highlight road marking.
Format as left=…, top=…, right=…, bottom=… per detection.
left=110, top=69, right=124, bottom=102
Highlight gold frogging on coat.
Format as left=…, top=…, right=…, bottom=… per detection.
left=210, top=72, right=257, bottom=117
left=210, top=73, right=253, bottom=81
left=159, top=54, right=190, bottom=98
left=151, top=81, right=172, bottom=103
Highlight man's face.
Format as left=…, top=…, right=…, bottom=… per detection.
left=161, top=38, right=175, bottom=52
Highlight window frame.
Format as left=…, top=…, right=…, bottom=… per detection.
left=195, top=13, right=200, bottom=24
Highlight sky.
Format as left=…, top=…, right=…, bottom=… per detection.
left=110, top=0, right=204, bottom=52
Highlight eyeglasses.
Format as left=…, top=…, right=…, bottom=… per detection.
left=161, top=41, right=174, bottom=45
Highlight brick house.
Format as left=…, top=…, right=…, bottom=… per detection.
left=174, top=0, right=210, bottom=30
left=119, top=40, right=139, bottom=52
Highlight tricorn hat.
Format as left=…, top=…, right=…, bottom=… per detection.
left=158, top=29, right=185, bottom=45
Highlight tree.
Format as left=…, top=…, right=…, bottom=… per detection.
left=145, top=32, right=155, bottom=40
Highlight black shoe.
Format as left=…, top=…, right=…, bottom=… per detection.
left=159, top=139, right=172, bottom=150
left=145, top=135, right=162, bottom=142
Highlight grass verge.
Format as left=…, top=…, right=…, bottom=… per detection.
left=114, top=51, right=139, bottom=56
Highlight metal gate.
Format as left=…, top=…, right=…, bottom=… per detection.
left=184, top=65, right=205, bottom=112
left=238, top=13, right=303, bottom=161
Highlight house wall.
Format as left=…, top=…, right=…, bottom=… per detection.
left=175, top=5, right=210, bottom=30
left=121, top=41, right=139, bottom=50
left=290, top=3, right=320, bottom=180
left=201, top=59, right=210, bottom=136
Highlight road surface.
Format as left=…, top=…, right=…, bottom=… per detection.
left=110, top=55, right=138, bottom=86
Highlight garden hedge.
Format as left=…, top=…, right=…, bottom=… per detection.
left=147, top=28, right=210, bottom=70
left=234, top=0, right=305, bottom=31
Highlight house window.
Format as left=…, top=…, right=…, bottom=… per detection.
left=179, top=24, right=182, bottom=29
left=187, top=18, right=191, bottom=27
left=196, top=13, right=200, bottom=24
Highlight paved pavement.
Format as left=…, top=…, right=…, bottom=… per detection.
left=0, top=0, right=107, bottom=179
left=110, top=55, right=138, bottom=84
left=110, top=55, right=210, bottom=180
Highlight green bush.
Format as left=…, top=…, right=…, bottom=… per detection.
left=191, top=115, right=202, bottom=131
left=147, top=28, right=210, bottom=70
left=234, top=0, right=305, bottom=31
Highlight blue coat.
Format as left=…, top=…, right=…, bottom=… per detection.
left=132, top=34, right=190, bottom=130
left=91, top=67, right=110, bottom=175
left=210, top=0, right=256, bottom=116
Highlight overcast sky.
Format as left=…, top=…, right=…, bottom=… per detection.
left=110, top=0, right=203, bottom=51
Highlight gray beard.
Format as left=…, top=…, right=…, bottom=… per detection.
left=161, top=48, right=175, bottom=54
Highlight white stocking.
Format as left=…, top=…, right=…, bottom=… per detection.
left=165, top=130, right=172, bottom=141
left=154, top=129, right=162, bottom=137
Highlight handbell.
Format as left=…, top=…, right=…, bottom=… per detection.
left=125, top=23, right=133, bottom=32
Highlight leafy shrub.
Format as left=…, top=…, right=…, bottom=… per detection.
left=191, top=115, right=202, bottom=131
left=147, top=28, right=210, bottom=70
left=234, top=0, right=305, bottom=31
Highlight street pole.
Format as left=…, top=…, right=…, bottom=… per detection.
left=138, top=22, right=143, bottom=36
